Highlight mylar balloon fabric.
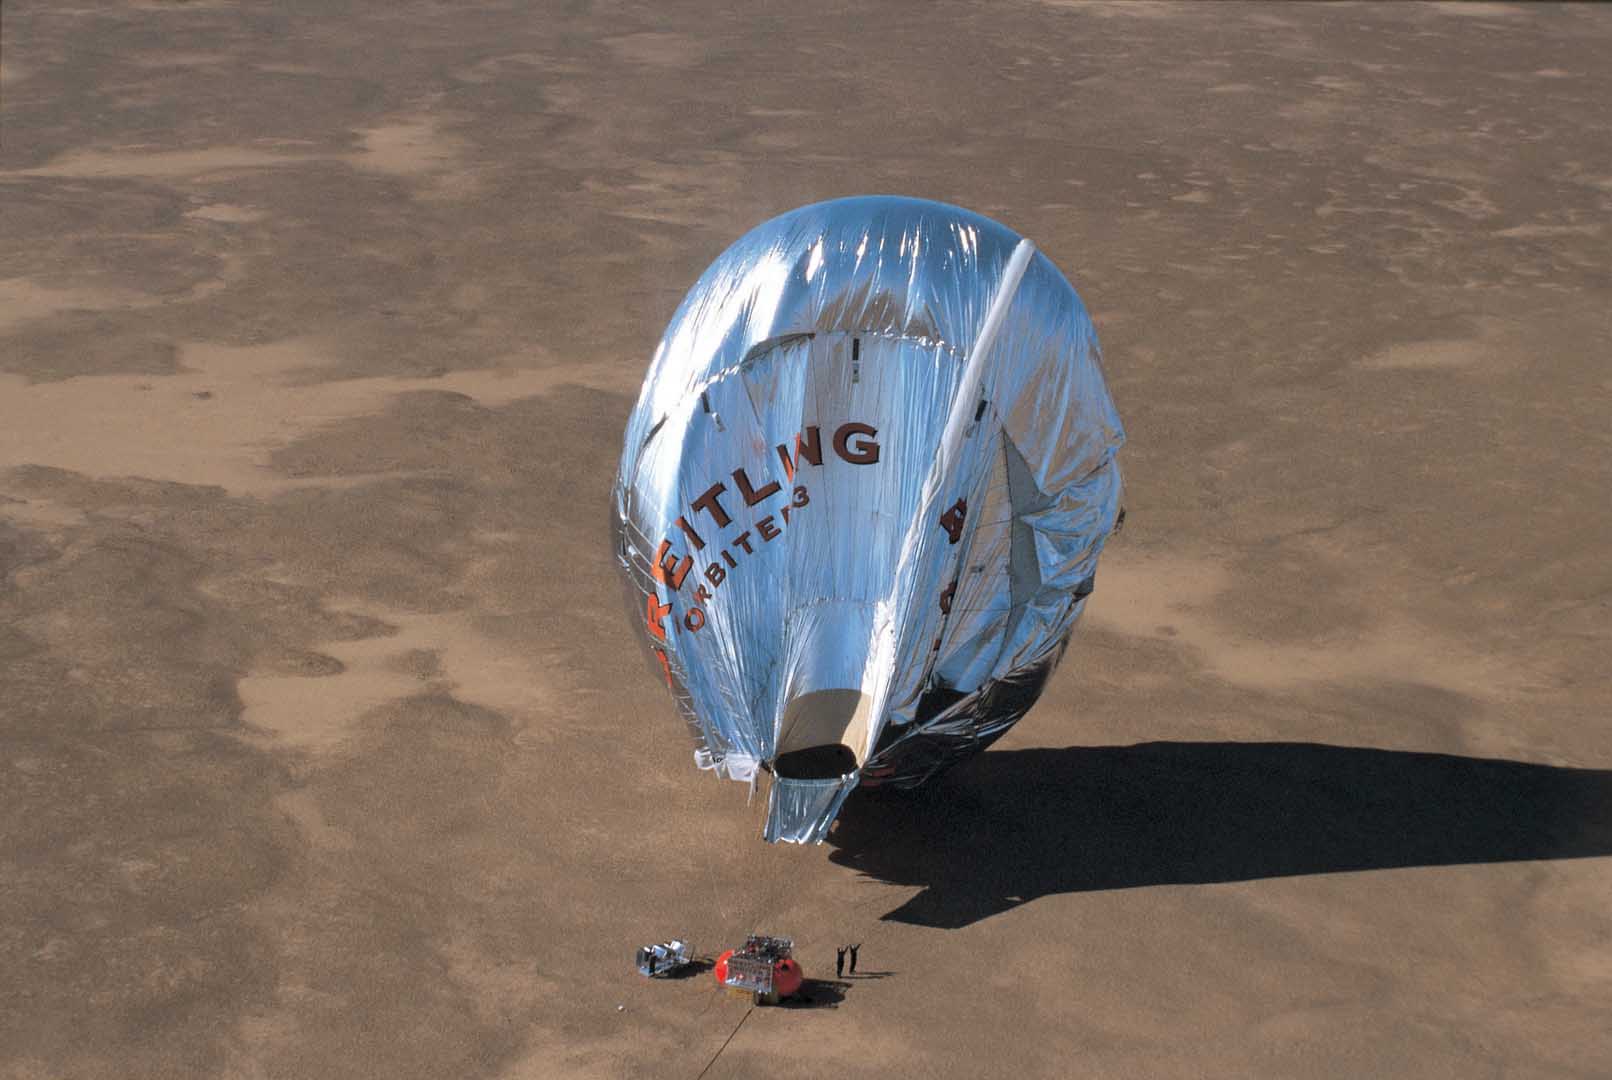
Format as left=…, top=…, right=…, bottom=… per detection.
left=612, top=196, right=1124, bottom=843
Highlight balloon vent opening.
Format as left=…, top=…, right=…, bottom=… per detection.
left=765, top=688, right=868, bottom=841
left=776, top=689, right=873, bottom=769
left=774, top=743, right=858, bottom=780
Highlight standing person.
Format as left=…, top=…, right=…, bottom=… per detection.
left=835, top=946, right=846, bottom=979
left=849, top=943, right=860, bottom=974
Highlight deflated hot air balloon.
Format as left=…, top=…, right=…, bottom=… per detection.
left=612, top=196, right=1124, bottom=843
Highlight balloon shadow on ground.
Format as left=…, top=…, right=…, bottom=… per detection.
left=827, top=742, right=1612, bottom=929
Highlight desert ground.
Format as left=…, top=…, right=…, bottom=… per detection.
left=3, top=1, right=1611, bottom=1077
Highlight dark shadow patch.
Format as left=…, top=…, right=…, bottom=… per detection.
left=654, top=958, right=714, bottom=980
left=775, top=978, right=851, bottom=1009
left=828, top=741, right=1612, bottom=928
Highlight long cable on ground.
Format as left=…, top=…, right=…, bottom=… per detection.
left=693, top=1005, right=753, bottom=1080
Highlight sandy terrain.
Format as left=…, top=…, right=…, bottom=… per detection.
left=3, top=2, right=1611, bottom=1077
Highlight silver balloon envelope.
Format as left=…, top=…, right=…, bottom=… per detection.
left=612, top=196, right=1124, bottom=843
